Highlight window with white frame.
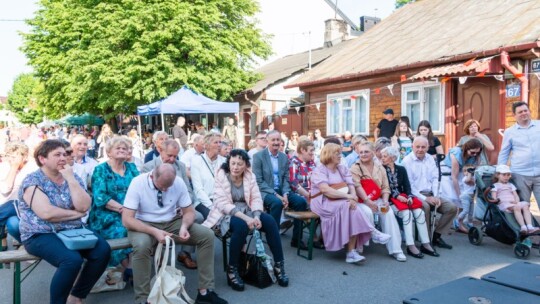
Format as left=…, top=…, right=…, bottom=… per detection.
left=327, top=90, right=370, bottom=135
left=401, top=83, right=443, bottom=133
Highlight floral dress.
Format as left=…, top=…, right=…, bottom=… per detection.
left=88, top=162, right=139, bottom=266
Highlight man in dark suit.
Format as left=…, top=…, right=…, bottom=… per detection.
left=252, top=130, right=309, bottom=249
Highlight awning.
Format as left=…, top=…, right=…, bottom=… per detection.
left=410, top=58, right=496, bottom=80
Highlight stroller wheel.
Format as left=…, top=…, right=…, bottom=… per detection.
left=468, top=227, right=483, bottom=245
left=514, top=243, right=530, bottom=259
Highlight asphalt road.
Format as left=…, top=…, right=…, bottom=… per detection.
left=1, top=226, right=539, bottom=304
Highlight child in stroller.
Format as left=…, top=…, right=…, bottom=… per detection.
left=491, top=165, right=539, bottom=234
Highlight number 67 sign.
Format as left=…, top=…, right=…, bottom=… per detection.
left=506, top=84, right=521, bottom=98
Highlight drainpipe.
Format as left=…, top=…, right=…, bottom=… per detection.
left=501, top=51, right=528, bottom=102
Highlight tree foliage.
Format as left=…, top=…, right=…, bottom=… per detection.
left=395, top=0, right=418, bottom=9
left=7, top=73, right=44, bottom=124
left=22, top=0, right=271, bottom=118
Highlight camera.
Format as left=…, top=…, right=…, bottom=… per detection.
left=466, top=167, right=476, bottom=174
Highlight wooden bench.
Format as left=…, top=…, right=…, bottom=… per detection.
left=285, top=211, right=320, bottom=260
left=0, top=238, right=132, bottom=304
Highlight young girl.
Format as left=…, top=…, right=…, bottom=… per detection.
left=457, top=164, right=476, bottom=233
left=391, top=121, right=414, bottom=163
left=491, top=165, right=539, bottom=234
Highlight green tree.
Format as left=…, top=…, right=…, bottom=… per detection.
left=7, top=73, right=44, bottom=124
left=395, top=0, right=418, bottom=9
left=22, top=0, right=271, bottom=118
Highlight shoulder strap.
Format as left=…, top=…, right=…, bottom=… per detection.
left=200, top=154, right=215, bottom=178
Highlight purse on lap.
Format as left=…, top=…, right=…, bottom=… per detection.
left=355, top=164, right=382, bottom=202
left=390, top=194, right=423, bottom=211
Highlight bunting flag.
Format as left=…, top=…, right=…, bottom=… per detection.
left=400, top=75, right=407, bottom=82
left=374, top=88, right=381, bottom=94
left=458, top=77, right=468, bottom=84
left=536, top=73, right=540, bottom=81
left=477, top=70, right=487, bottom=77
left=441, top=77, right=451, bottom=83
left=315, top=103, right=320, bottom=112
left=515, top=73, right=524, bottom=78
left=387, top=84, right=394, bottom=95
left=295, top=107, right=300, bottom=115
left=494, top=75, right=504, bottom=81
left=463, top=57, right=477, bottom=66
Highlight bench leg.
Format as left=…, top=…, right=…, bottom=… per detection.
left=222, top=237, right=228, bottom=272
left=13, top=261, right=20, bottom=304
left=307, top=219, right=316, bottom=260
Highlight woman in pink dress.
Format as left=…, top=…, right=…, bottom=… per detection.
left=309, top=143, right=390, bottom=264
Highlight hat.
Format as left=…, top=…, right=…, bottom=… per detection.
left=382, top=108, right=394, bottom=115
left=496, top=164, right=512, bottom=174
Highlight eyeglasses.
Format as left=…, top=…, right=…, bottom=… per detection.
left=157, top=189, right=163, bottom=208
left=65, top=150, right=73, bottom=156
left=256, top=137, right=267, bottom=140
left=358, top=151, right=372, bottom=155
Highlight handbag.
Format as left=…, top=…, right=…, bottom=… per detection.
left=28, top=186, right=98, bottom=250
left=390, top=194, right=423, bottom=211
left=355, top=164, right=382, bottom=202
left=148, top=236, right=194, bottom=304
left=56, top=227, right=98, bottom=250
left=242, top=230, right=276, bottom=289
left=310, top=182, right=349, bottom=201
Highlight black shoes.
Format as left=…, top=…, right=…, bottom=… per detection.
left=406, top=247, right=424, bottom=259
left=290, top=239, right=308, bottom=250
left=195, top=290, right=228, bottom=304
left=274, top=261, right=289, bottom=287
left=420, top=246, right=440, bottom=257
left=226, top=265, right=244, bottom=291
left=433, top=237, right=453, bottom=250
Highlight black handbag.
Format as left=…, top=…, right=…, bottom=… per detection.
left=241, top=230, right=275, bottom=289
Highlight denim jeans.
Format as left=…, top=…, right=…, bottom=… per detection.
left=23, top=232, right=111, bottom=304
left=263, top=191, right=308, bottom=241
left=229, top=213, right=284, bottom=267
left=0, top=201, right=21, bottom=242
left=459, top=192, right=474, bottom=223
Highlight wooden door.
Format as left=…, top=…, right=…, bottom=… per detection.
left=457, top=78, right=501, bottom=164
left=243, top=108, right=251, bottom=149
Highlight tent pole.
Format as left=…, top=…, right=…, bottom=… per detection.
left=138, top=115, right=143, bottom=142
left=161, top=113, right=165, bottom=132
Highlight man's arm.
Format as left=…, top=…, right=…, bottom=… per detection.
left=497, top=129, right=512, bottom=165
left=122, top=208, right=171, bottom=243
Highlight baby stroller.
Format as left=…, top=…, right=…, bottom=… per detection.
left=468, top=166, right=540, bottom=258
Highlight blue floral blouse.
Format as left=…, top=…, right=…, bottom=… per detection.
left=18, top=169, right=86, bottom=242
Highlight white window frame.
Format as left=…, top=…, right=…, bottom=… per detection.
left=326, top=89, right=370, bottom=136
left=401, top=82, right=445, bottom=134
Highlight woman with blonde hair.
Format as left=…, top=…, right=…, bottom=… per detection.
left=310, top=143, right=390, bottom=264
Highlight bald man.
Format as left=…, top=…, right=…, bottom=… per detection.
left=122, top=163, right=227, bottom=304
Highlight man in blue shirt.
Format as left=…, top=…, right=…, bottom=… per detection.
left=498, top=101, right=540, bottom=209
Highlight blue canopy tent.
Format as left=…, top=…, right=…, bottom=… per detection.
left=137, top=86, right=239, bottom=130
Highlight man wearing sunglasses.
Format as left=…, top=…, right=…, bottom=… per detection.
left=122, top=163, right=227, bottom=304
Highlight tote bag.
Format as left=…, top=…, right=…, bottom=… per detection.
left=148, top=236, right=194, bottom=304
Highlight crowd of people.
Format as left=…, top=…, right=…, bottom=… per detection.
left=0, top=101, right=539, bottom=304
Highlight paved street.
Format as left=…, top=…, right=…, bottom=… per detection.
left=1, top=224, right=539, bottom=304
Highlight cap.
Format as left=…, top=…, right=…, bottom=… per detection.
left=496, top=164, right=511, bottom=174
left=382, top=108, right=394, bottom=115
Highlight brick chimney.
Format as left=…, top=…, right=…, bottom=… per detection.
left=324, top=19, right=348, bottom=47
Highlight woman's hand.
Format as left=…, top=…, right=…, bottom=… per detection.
left=348, top=199, right=357, bottom=210
left=245, top=216, right=261, bottom=230
left=348, top=194, right=358, bottom=201
left=396, top=195, right=408, bottom=203
left=365, top=199, right=378, bottom=212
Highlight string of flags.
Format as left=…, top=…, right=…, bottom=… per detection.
left=247, top=55, right=540, bottom=118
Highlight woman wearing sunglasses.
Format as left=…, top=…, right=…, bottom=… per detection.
left=440, top=138, right=483, bottom=210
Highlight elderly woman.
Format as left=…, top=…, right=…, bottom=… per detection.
left=19, top=140, right=110, bottom=304
left=0, top=142, right=37, bottom=244
left=380, top=147, right=438, bottom=258
left=440, top=138, right=483, bottom=207
left=351, top=142, right=406, bottom=262
left=203, top=149, right=288, bottom=290
left=219, top=139, right=232, bottom=158
left=191, top=132, right=226, bottom=219
left=457, top=119, right=494, bottom=165
left=374, top=137, right=392, bottom=162
left=310, top=143, right=390, bottom=264
left=88, top=136, right=139, bottom=274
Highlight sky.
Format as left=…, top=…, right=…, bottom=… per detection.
left=0, top=0, right=395, bottom=96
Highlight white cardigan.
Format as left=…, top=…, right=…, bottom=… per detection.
left=190, top=153, right=225, bottom=208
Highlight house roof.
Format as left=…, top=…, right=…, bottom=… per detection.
left=288, top=0, right=540, bottom=88
left=248, top=39, right=355, bottom=94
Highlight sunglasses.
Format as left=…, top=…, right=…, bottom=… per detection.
left=469, top=150, right=482, bottom=156
left=157, top=189, right=163, bottom=208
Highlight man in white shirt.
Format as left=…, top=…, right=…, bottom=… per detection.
left=247, top=131, right=267, bottom=160
left=71, top=134, right=98, bottom=189
left=402, top=136, right=457, bottom=250
left=180, top=134, right=205, bottom=178
left=122, top=164, right=227, bottom=304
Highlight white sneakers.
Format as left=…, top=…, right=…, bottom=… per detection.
left=345, top=250, right=366, bottom=264
left=392, top=252, right=407, bottom=262
left=371, top=230, right=391, bottom=244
